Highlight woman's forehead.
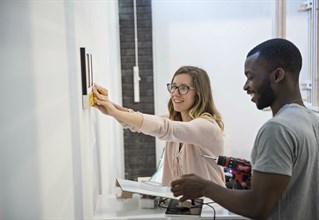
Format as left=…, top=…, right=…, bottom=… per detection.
left=173, top=73, right=192, bottom=84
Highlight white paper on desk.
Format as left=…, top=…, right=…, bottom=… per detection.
left=116, top=178, right=180, bottom=199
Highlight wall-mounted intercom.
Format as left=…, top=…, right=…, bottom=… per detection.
left=80, top=47, right=94, bottom=109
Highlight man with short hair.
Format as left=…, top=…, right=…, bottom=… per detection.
left=171, top=38, right=319, bottom=219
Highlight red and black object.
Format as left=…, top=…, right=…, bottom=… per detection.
left=217, top=156, right=252, bottom=190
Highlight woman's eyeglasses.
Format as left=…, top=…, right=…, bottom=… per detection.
left=167, top=83, right=195, bottom=95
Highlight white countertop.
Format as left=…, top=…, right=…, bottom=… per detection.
left=93, top=194, right=248, bottom=220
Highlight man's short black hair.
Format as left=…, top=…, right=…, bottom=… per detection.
left=247, top=38, right=302, bottom=78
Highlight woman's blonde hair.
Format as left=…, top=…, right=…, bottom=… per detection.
left=167, top=66, right=224, bottom=131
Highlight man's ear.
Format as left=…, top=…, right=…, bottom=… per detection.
left=273, top=68, right=285, bottom=83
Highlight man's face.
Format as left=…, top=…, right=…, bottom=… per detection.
left=243, top=53, right=275, bottom=110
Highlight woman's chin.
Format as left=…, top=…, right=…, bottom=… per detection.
left=173, top=105, right=182, bottom=112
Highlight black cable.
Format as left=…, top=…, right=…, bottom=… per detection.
left=157, top=197, right=169, bottom=210
left=198, top=200, right=216, bottom=220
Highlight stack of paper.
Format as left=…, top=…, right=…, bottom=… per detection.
left=116, top=179, right=180, bottom=199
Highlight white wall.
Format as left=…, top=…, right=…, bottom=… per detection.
left=152, top=1, right=275, bottom=162
left=152, top=1, right=309, bottom=162
left=0, top=1, right=122, bottom=219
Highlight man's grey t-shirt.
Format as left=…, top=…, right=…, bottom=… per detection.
left=251, top=104, right=319, bottom=220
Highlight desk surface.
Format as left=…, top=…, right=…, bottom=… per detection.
left=93, top=194, right=248, bottom=220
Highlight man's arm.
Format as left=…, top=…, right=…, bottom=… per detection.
left=171, top=171, right=290, bottom=219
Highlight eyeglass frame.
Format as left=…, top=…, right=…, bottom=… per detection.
left=166, top=83, right=195, bottom=95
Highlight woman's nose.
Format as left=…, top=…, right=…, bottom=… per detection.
left=172, top=89, right=181, bottom=95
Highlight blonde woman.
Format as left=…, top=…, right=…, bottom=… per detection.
left=93, top=66, right=225, bottom=187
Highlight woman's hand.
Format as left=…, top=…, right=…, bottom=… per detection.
left=92, top=83, right=143, bottom=129
left=92, top=83, right=117, bottom=116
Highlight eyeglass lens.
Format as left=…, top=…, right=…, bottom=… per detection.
left=167, top=84, right=190, bottom=95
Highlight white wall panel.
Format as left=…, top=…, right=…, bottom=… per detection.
left=0, top=1, right=122, bottom=219
left=152, top=1, right=273, bottom=162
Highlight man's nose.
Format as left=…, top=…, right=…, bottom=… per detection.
left=243, top=81, right=249, bottom=91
